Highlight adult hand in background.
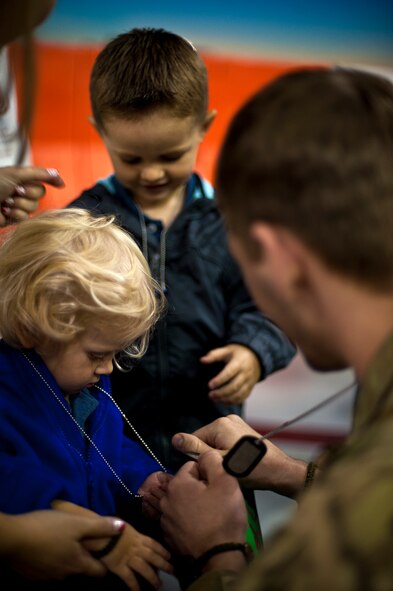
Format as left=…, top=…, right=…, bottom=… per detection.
left=1, top=509, right=125, bottom=581
left=0, top=166, right=64, bottom=225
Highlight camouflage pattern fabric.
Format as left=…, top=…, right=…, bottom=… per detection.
left=189, top=331, right=393, bottom=591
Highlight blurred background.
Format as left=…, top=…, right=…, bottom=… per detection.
left=19, top=0, right=393, bottom=207
left=7, top=2, right=393, bottom=586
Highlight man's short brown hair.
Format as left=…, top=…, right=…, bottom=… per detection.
left=216, top=67, right=393, bottom=291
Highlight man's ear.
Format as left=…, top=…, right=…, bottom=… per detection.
left=249, top=222, right=307, bottom=289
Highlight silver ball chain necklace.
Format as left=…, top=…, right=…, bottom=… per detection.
left=22, top=352, right=167, bottom=499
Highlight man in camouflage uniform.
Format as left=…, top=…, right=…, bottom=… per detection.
left=159, top=67, right=393, bottom=590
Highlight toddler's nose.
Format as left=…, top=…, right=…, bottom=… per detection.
left=96, top=358, right=113, bottom=375
left=140, top=164, right=164, bottom=183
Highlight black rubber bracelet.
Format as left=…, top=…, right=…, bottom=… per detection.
left=90, top=532, right=122, bottom=559
left=194, top=542, right=253, bottom=572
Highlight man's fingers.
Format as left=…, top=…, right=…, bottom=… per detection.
left=197, top=450, right=229, bottom=482
left=172, top=433, right=213, bottom=457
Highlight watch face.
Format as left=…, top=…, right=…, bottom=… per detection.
left=223, top=435, right=267, bottom=478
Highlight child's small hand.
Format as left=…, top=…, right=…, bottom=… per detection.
left=201, top=344, right=262, bottom=404
left=139, top=471, right=174, bottom=520
left=100, top=522, right=173, bottom=590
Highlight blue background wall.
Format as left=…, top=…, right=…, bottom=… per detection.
left=37, top=0, right=392, bottom=66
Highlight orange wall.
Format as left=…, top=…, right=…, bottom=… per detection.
left=22, top=43, right=320, bottom=209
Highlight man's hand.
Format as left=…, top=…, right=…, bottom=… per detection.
left=160, top=450, right=248, bottom=561
left=201, top=344, right=261, bottom=404
left=172, top=414, right=260, bottom=458
left=172, top=415, right=308, bottom=497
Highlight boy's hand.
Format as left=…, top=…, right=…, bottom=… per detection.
left=0, top=166, right=65, bottom=225
left=201, top=344, right=261, bottom=404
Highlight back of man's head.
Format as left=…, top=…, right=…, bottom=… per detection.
left=216, top=67, right=393, bottom=292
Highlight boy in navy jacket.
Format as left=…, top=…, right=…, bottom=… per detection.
left=68, top=28, right=296, bottom=472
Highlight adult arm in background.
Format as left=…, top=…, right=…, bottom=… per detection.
left=170, top=414, right=313, bottom=498
left=0, top=510, right=125, bottom=581
left=0, top=165, right=64, bottom=225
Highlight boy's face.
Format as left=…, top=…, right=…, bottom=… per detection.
left=96, top=109, right=213, bottom=207
left=37, top=329, right=126, bottom=398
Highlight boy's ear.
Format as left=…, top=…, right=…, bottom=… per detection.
left=88, top=115, right=98, bottom=131
left=88, top=115, right=104, bottom=139
left=202, top=109, right=217, bottom=133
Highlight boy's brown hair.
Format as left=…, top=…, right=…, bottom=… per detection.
left=216, top=67, right=393, bottom=291
left=90, top=27, right=209, bottom=129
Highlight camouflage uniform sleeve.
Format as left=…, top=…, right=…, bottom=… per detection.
left=188, top=571, right=238, bottom=591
